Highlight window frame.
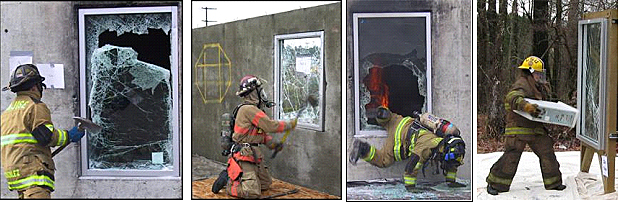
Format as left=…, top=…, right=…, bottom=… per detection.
left=78, top=6, right=180, bottom=177
left=273, top=31, right=325, bottom=131
left=352, top=12, right=432, bottom=137
left=576, top=18, right=608, bottom=151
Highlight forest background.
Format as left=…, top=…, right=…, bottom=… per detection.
left=476, top=0, right=617, bottom=153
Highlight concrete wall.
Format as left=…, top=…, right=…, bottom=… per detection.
left=0, top=1, right=182, bottom=198
left=346, top=0, right=473, bottom=182
left=191, top=3, right=342, bottom=196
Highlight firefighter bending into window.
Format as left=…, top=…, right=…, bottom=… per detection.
left=485, top=56, right=565, bottom=195
left=211, top=75, right=297, bottom=199
left=349, top=106, right=467, bottom=192
left=1, top=64, right=86, bottom=199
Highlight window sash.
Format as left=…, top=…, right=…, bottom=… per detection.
left=273, top=31, right=325, bottom=131
left=78, top=6, right=180, bottom=177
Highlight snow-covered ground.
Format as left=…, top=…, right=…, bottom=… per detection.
left=476, top=151, right=618, bottom=200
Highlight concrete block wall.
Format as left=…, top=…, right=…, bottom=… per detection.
left=346, top=0, right=473, bottom=182
left=191, top=3, right=342, bottom=196
left=0, top=1, right=182, bottom=198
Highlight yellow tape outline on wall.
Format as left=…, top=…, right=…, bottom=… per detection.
left=194, top=43, right=232, bottom=103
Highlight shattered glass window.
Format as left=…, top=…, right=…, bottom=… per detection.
left=353, top=13, right=431, bottom=135
left=81, top=10, right=175, bottom=171
left=578, top=21, right=604, bottom=149
left=275, top=32, right=324, bottom=131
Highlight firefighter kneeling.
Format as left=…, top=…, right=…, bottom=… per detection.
left=211, top=75, right=296, bottom=199
left=349, top=106, right=467, bottom=192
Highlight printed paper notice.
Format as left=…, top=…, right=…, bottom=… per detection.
left=9, top=51, right=33, bottom=73
left=295, top=56, right=312, bottom=74
left=152, top=152, right=164, bottom=164
left=37, top=64, right=64, bottom=89
left=601, top=155, right=608, bottom=177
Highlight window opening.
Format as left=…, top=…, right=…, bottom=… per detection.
left=274, top=31, right=325, bottom=131
left=353, top=13, right=431, bottom=137
left=79, top=6, right=179, bottom=177
left=576, top=18, right=608, bottom=150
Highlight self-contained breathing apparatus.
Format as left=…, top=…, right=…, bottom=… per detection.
left=410, top=111, right=466, bottom=177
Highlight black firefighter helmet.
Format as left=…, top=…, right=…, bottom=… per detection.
left=2, top=64, right=46, bottom=92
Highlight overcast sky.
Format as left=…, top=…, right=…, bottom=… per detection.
left=191, top=1, right=339, bottom=29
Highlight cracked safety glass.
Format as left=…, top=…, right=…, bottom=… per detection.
left=582, top=23, right=601, bottom=144
left=355, top=15, right=429, bottom=132
left=84, top=12, right=174, bottom=170
left=278, top=36, right=323, bottom=130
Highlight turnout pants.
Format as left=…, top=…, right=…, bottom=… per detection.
left=225, top=146, right=271, bottom=199
left=486, top=134, right=562, bottom=191
left=361, top=126, right=448, bottom=187
left=17, top=186, right=51, bottom=199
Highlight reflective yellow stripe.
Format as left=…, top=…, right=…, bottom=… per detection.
left=393, top=117, right=412, bottom=162
left=543, top=176, right=561, bottom=185
left=504, top=103, right=511, bottom=111
left=432, top=137, right=443, bottom=146
left=446, top=172, right=456, bottom=180
left=404, top=176, right=416, bottom=185
left=7, top=175, right=54, bottom=191
left=487, top=173, right=512, bottom=186
left=1, top=134, right=38, bottom=146
left=363, top=146, right=376, bottom=162
left=56, top=129, right=67, bottom=146
left=44, top=124, right=54, bottom=132
left=505, top=127, right=539, bottom=135
left=505, top=90, right=524, bottom=101
left=414, top=162, right=423, bottom=170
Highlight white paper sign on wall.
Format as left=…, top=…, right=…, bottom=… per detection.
left=9, top=51, right=33, bottom=73
left=37, top=64, right=65, bottom=89
left=295, top=56, right=312, bottom=74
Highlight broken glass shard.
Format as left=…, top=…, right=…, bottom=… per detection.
left=88, top=45, right=172, bottom=170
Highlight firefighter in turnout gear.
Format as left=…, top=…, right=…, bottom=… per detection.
left=215, top=75, right=297, bottom=199
left=485, top=56, right=566, bottom=195
left=1, top=64, right=85, bottom=199
left=349, top=106, right=467, bottom=192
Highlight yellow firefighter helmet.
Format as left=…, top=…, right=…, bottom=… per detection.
left=518, top=56, right=545, bottom=73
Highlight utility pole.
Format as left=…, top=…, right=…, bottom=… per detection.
left=202, top=7, right=217, bottom=27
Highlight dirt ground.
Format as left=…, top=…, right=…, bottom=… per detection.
left=191, top=154, right=340, bottom=199
left=192, top=177, right=340, bottom=199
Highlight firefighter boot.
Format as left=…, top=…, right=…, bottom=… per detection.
left=212, top=170, right=229, bottom=193
left=447, top=181, right=466, bottom=188
left=549, top=184, right=566, bottom=191
left=349, top=139, right=370, bottom=166
left=486, top=184, right=507, bottom=195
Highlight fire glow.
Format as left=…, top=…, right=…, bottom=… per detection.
left=364, top=66, right=389, bottom=109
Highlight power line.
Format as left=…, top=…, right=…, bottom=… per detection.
left=201, top=7, right=217, bottom=27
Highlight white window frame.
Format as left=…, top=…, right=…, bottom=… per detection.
left=353, top=12, right=432, bottom=137
left=576, top=18, right=608, bottom=151
left=78, top=6, right=179, bottom=177
left=273, top=31, right=325, bottom=131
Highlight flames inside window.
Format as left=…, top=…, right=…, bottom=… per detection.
left=355, top=14, right=430, bottom=132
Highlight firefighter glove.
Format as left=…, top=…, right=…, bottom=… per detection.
left=523, top=103, right=541, bottom=117
left=267, top=139, right=284, bottom=152
left=68, top=126, right=85, bottom=142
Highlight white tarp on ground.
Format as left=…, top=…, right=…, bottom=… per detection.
left=476, top=151, right=618, bottom=200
